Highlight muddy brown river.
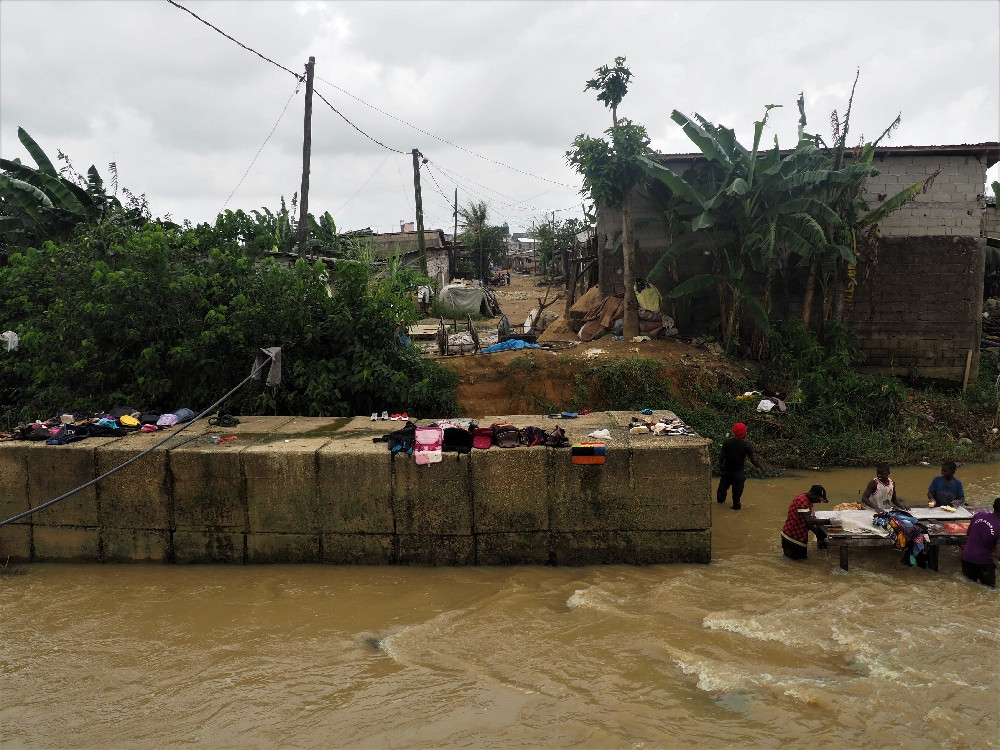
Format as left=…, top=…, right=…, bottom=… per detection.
left=2, top=465, right=998, bottom=748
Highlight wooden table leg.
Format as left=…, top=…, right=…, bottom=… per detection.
left=840, top=545, right=849, bottom=571
left=929, top=545, right=939, bottom=572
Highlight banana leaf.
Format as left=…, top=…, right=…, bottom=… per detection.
left=0, top=176, right=46, bottom=222
left=690, top=211, right=718, bottom=231
left=648, top=238, right=698, bottom=286
left=743, top=294, right=771, bottom=333
left=670, top=111, right=732, bottom=166
left=861, top=171, right=939, bottom=226
left=33, top=171, right=85, bottom=213
left=669, top=273, right=722, bottom=299
left=17, top=127, right=57, bottom=175
left=637, top=155, right=704, bottom=206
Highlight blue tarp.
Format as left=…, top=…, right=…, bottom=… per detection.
left=481, top=339, right=541, bottom=354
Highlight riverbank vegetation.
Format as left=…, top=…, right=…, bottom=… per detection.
left=0, top=129, right=457, bottom=426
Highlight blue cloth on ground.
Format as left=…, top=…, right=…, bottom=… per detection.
left=482, top=339, right=541, bottom=354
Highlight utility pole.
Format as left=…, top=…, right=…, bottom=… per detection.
left=297, top=56, right=315, bottom=257
left=452, top=188, right=458, bottom=278
left=411, top=149, right=427, bottom=275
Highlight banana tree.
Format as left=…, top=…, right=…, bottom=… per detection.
left=637, top=87, right=937, bottom=352
left=1, top=127, right=121, bottom=247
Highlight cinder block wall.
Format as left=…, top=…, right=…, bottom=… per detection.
left=595, top=150, right=990, bottom=381
left=0, top=414, right=713, bottom=566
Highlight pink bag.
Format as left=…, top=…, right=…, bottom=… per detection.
left=413, top=426, right=444, bottom=465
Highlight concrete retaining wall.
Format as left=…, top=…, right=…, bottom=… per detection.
left=0, top=412, right=712, bottom=566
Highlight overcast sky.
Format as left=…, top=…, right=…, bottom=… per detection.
left=2, top=1, right=998, bottom=233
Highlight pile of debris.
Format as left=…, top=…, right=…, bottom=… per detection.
left=537, top=287, right=678, bottom=343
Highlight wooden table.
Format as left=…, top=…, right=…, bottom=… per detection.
left=824, top=528, right=968, bottom=572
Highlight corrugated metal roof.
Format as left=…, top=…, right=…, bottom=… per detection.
left=655, top=142, right=999, bottom=168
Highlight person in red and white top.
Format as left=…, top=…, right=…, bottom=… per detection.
left=781, top=485, right=829, bottom=560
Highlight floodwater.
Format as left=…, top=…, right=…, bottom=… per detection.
left=2, top=465, right=998, bottom=748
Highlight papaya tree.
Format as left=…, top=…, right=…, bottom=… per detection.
left=568, top=56, right=650, bottom=338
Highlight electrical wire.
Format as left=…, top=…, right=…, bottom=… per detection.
left=165, top=0, right=304, bottom=81
left=312, top=90, right=406, bottom=154
left=332, top=154, right=390, bottom=216
left=313, top=75, right=579, bottom=190
left=222, top=80, right=301, bottom=211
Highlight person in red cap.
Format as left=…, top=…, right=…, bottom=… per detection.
left=717, top=422, right=764, bottom=510
left=781, top=485, right=829, bottom=559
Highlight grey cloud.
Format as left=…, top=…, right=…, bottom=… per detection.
left=2, top=0, right=997, bottom=232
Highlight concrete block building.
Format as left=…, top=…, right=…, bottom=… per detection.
left=596, top=143, right=999, bottom=381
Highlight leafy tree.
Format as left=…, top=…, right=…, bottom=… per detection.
left=567, top=117, right=651, bottom=337
left=458, top=201, right=507, bottom=279
left=584, top=56, right=633, bottom=127
left=530, top=216, right=588, bottom=275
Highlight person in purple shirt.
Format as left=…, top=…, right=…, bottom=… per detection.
left=961, top=497, right=1000, bottom=588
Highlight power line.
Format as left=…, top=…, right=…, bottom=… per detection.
left=312, top=89, right=406, bottom=154
left=313, top=75, right=580, bottom=190
left=221, top=79, right=301, bottom=211
left=332, top=154, right=390, bottom=216
left=165, top=0, right=303, bottom=81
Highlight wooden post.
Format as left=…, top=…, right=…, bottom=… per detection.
left=297, top=56, right=315, bottom=258
left=411, top=149, right=427, bottom=275
left=452, top=188, right=458, bottom=278
left=622, top=190, right=639, bottom=339
left=962, top=349, right=973, bottom=392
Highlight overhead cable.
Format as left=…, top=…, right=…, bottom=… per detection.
left=312, top=90, right=406, bottom=154
left=165, top=0, right=304, bottom=81
left=222, top=79, right=302, bottom=211
left=314, top=75, right=579, bottom=190
left=333, top=154, right=390, bottom=216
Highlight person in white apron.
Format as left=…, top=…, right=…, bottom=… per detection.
left=862, top=463, right=909, bottom=511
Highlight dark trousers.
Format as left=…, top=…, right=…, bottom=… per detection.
left=782, top=536, right=808, bottom=560
left=717, top=471, right=745, bottom=507
left=962, top=559, right=997, bottom=588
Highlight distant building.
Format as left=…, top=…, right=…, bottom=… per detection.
left=372, top=228, right=452, bottom=288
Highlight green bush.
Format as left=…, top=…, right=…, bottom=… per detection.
left=0, top=213, right=456, bottom=425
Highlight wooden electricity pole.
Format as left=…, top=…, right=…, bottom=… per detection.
left=297, top=56, right=315, bottom=257
left=411, top=149, right=427, bottom=275
left=452, top=188, right=458, bottom=277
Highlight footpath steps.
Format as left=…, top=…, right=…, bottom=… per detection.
left=0, top=412, right=712, bottom=566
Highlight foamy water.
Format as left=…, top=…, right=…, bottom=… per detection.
left=1, top=465, right=997, bottom=747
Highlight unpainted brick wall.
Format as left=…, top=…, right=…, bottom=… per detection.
left=860, top=154, right=987, bottom=237
left=847, top=236, right=984, bottom=381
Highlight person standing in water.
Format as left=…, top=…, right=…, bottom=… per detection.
left=716, top=422, right=765, bottom=510
left=927, top=461, right=965, bottom=507
left=861, top=464, right=909, bottom=511
left=781, top=484, right=829, bottom=560
left=961, top=497, right=999, bottom=588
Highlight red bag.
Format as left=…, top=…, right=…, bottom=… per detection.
left=472, top=427, right=494, bottom=450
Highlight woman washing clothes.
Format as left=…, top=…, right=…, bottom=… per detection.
left=780, top=485, right=829, bottom=560
left=861, top=464, right=909, bottom=511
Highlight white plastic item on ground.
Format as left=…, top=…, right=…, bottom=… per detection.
left=756, top=399, right=776, bottom=413
left=588, top=429, right=612, bottom=439
left=524, top=308, right=539, bottom=330
left=583, top=348, right=606, bottom=360
left=631, top=335, right=651, bottom=343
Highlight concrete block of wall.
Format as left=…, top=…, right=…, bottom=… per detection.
left=0, top=523, right=31, bottom=562
left=476, top=532, right=550, bottom=566
left=170, top=439, right=248, bottom=532
left=471, top=446, right=549, bottom=532
left=26, top=439, right=117, bottom=527
left=172, top=529, right=244, bottom=564
left=393, top=452, right=472, bottom=536
left=397, top=534, right=474, bottom=565
left=100, top=527, right=170, bottom=563
left=244, top=438, right=331, bottom=534
left=317, top=437, right=395, bottom=534
left=322, top=533, right=395, bottom=564
left=96, top=432, right=176, bottom=532
left=550, top=530, right=711, bottom=565
left=246, top=532, right=320, bottom=563
left=32, top=526, right=100, bottom=562
left=0, top=443, right=29, bottom=521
